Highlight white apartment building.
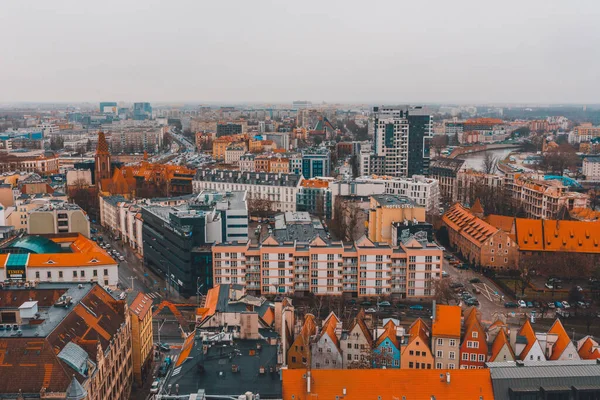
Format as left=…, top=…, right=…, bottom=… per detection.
left=583, top=157, right=600, bottom=181
left=354, top=175, right=440, bottom=213
left=213, top=235, right=442, bottom=298
left=224, top=144, right=247, bottom=165
left=193, top=170, right=302, bottom=212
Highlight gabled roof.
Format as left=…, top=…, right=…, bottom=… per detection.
left=300, top=314, right=317, bottom=338
left=375, top=320, right=399, bottom=349
left=348, top=311, right=373, bottom=347
left=547, top=318, right=573, bottom=360
left=432, top=305, right=461, bottom=338
left=408, top=318, right=430, bottom=346
left=318, top=313, right=340, bottom=351
left=470, top=198, right=484, bottom=215
left=489, top=329, right=515, bottom=362
left=485, top=214, right=515, bottom=234
left=463, top=306, right=480, bottom=328
left=517, top=320, right=539, bottom=360
left=442, top=203, right=499, bottom=247
left=577, top=336, right=600, bottom=360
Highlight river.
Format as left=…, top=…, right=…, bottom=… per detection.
left=457, top=148, right=516, bottom=172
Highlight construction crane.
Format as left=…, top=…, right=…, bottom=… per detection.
left=152, top=301, right=196, bottom=329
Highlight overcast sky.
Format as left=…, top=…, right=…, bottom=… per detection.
left=1, top=0, right=599, bottom=104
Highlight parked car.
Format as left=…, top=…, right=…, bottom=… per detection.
left=360, top=301, right=372, bottom=306
left=409, top=304, right=424, bottom=311
left=105, top=244, right=111, bottom=249
left=577, top=301, right=586, bottom=308
left=444, top=254, right=453, bottom=260
left=442, top=271, right=450, bottom=278
left=545, top=283, right=554, bottom=290
left=562, top=301, right=570, bottom=309
left=365, top=308, right=377, bottom=313
left=533, top=301, right=541, bottom=308
left=378, top=301, right=392, bottom=308
left=576, top=286, right=583, bottom=292
left=118, top=256, right=125, bottom=261
left=150, top=380, right=160, bottom=394
left=518, top=300, right=527, bottom=308
left=465, top=298, right=479, bottom=306
left=526, top=301, right=534, bottom=308
left=159, top=343, right=171, bottom=352
left=554, top=301, right=563, bottom=309
left=547, top=302, right=556, bottom=309
left=469, top=278, right=481, bottom=283
left=504, top=302, right=518, bottom=308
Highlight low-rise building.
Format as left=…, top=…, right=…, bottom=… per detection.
left=311, top=313, right=343, bottom=369
left=129, top=292, right=154, bottom=386
left=431, top=304, right=461, bottom=369
left=28, top=202, right=91, bottom=237
left=401, top=318, right=434, bottom=369
left=460, top=308, right=488, bottom=369
left=0, top=233, right=118, bottom=287
left=0, top=151, right=59, bottom=176
left=0, top=282, right=132, bottom=400
left=368, top=194, right=426, bottom=245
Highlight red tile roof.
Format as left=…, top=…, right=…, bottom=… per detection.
left=443, top=203, right=499, bottom=246
left=546, top=319, right=571, bottom=361
left=517, top=320, right=538, bottom=360
left=489, top=328, right=515, bottom=362
left=375, top=319, right=399, bottom=349
left=129, top=292, right=153, bottom=320
left=578, top=336, right=600, bottom=360
left=282, top=368, right=495, bottom=400
left=432, top=305, right=461, bottom=338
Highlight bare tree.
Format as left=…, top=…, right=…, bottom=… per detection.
left=432, top=278, right=457, bottom=305
left=247, top=197, right=274, bottom=217
left=431, top=135, right=449, bottom=158
left=482, top=152, right=499, bottom=174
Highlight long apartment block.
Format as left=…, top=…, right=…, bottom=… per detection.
left=212, top=235, right=443, bottom=298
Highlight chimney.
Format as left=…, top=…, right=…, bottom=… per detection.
left=446, top=372, right=451, bottom=384
left=307, top=370, right=311, bottom=393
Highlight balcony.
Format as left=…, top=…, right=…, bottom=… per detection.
left=246, top=266, right=260, bottom=272
left=296, top=276, right=309, bottom=283
left=247, top=283, right=260, bottom=289
left=294, top=267, right=309, bottom=273
left=343, top=278, right=357, bottom=284
left=295, top=260, right=309, bottom=266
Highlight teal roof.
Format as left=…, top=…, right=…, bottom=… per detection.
left=6, top=253, right=28, bottom=267
left=9, top=235, right=63, bottom=254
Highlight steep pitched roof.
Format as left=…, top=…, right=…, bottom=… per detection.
left=318, top=313, right=340, bottom=351
left=348, top=312, right=373, bottom=347
left=514, top=218, right=600, bottom=253
left=432, top=305, right=461, bottom=338
left=442, top=203, right=499, bottom=247
left=282, top=369, right=495, bottom=400
left=470, top=198, right=484, bottom=215
left=578, top=336, right=600, bottom=360
left=485, top=214, right=515, bottom=234
left=463, top=306, right=480, bottom=328
left=517, top=320, right=539, bottom=360
left=408, top=318, right=430, bottom=345
left=547, top=318, right=572, bottom=360
left=300, top=314, right=317, bottom=338
left=375, top=320, right=399, bottom=349
left=489, top=328, right=515, bottom=362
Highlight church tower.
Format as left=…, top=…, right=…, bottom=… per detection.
left=95, top=131, right=111, bottom=188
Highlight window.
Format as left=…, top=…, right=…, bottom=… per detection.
left=472, top=332, right=478, bottom=338
left=478, top=354, right=485, bottom=362
left=436, top=362, right=442, bottom=369
left=292, top=356, right=297, bottom=363
left=436, top=351, right=443, bottom=358
left=35, top=271, right=40, bottom=279
left=347, top=354, right=352, bottom=360
left=449, top=351, right=455, bottom=360
left=448, top=364, right=455, bottom=369
left=409, top=362, right=414, bottom=368
left=348, top=343, right=352, bottom=349
left=470, top=353, right=477, bottom=361
left=47, top=271, right=51, bottom=278
left=93, top=270, right=97, bottom=277
left=437, top=338, right=443, bottom=346
left=80, top=270, right=85, bottom=277
left=59, top=271, right=63, bottom=278
left=462, top=353, right=469, bottom=360
left=73, top=271, right=77, bottom=278
left=410, top=350, right=414, bottom=356
left=104, top=269, right=108, bottom=276
left=449, top=339, right=456, bottom=347
left=393, top=360, right=399, bottom=367
left=354, top=354, right=358, bottom=361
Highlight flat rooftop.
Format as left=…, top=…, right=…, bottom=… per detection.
left=372, top=194, right=417, bottom=207
left=0, top=282, right=94, bottom=338
left=166, top=334, right=281, bottom=398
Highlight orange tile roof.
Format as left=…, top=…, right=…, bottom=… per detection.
left=570, top=207, right=600, bottom=222
left=0, top=234, right=116, bottom=269
left=300, top=314, right=317, bottom=338
left=319, top=314, right=341, bottom=350
left=408, top=318, right=430, bottom=345
left=432, top=305, right=461, bottom=338
left=282, top=368, right=494, bottom=400
left=578, top=336, right=600, bottom=360
left=485, top=214, right=515, bottom=233
left=517, top=320, right=538, bottom=360
left=442, top=203, right=499, bottom=247
left=175, top=330, right=196, bottom=367
left=348, top=311, right=373, bottom=346
left=546, top=319, right=571, bottom=361
left=375, top=319, right=399, bottom=349
left=300, top=179, right=330, bottom=188
left=489, top=328, right=515, bottom=362
left=129, top=292, right=153, bottom=320
left=463, top=307, right=480, bottom=328
left=515, top=218, right=600, bottom=253
left=470, top=198, right=484, bottom=215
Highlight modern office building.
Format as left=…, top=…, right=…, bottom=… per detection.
left=296, top=178, right=333, bottom=219
left=140, top=191, right=248, bottom=297
left=133, top=102, right=152, bottom=120
left=216, top=122, right=244, bottom=137
left=0, top=282, right=133, bottom=400
left=99, top=101, right=118, bottom=114
left=301, top=147, right=331, bottom=178
left=369, top=105, right=433, bottom=177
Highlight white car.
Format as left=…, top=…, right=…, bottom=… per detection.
left=118, top=256, right=125, bottom=261
left=150, top=380, right=160, bottom=394
left=562, top=301, right=571, bottom=309
left=518, top=300, right=527, bottom=308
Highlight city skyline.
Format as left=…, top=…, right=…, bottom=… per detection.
left=2, top=0, right=599, bottom=103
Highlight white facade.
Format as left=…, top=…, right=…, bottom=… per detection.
left=224, top=147, right=246, bottom=165
left=583, top=158, right=600, bottom=180
left=0, top=262, right=119, bottom=287
left=355, top=175, right=440, bottom=213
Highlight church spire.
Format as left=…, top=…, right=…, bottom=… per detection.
left=95, top=131, right=111, bottom=188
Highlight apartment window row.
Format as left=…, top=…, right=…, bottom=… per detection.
left=34, top=269, right=108, bottom=279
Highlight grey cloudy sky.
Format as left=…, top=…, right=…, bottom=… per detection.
left=1, top=0, right=599, bottom=104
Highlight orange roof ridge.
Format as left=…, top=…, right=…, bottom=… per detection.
left=408, top=318, right=430, bottom=345
left=547, top=318, right=571, bottom=360
left=432, top=305, right=461, bottom=338
left=578, top=336, right=600, bottom=360
left=376, top=320, right=399, bottom=349
left=490, top=329, right=515, bottom=361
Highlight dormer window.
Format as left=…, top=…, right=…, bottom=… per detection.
left=90, top=258, right=99, bottom=263
left=46, top=260, right=56, bottom=264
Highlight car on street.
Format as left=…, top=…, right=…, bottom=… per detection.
left=442, top=271, right=450, bottom=278
left=576, top=286, right=583, bottom=292
left=409, top=304, right=424, bottom=311
left=547, top=302, right=556, bottom=309
left=545, top=283, right=554, bottom=289
left=562, top=301, right=570, bottom=309
left=365, top=308, right=377, bottom=313
left=577, top=301, right=586, bottom=308
left=360, top=301, right=372, bottom=306
left=105, top=244, right=111, bottom=249
left=518, top=300, right=527, bottom=308
left=118, top=256, right=125, bottom=261
left=504, top=302, right=518, bottom=308
left=469, top=278, right=481, bottom=283
left=377, top=301, right=392, bottom=308
left=150, top=380, right=160, bottom=394
left=465, top=298, right=479, bottom=306
left=554, top=301, right=563, bottom=308
left=526, top=301, right=534, bottom=308
left=444, top=254, right=452, bottom=260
